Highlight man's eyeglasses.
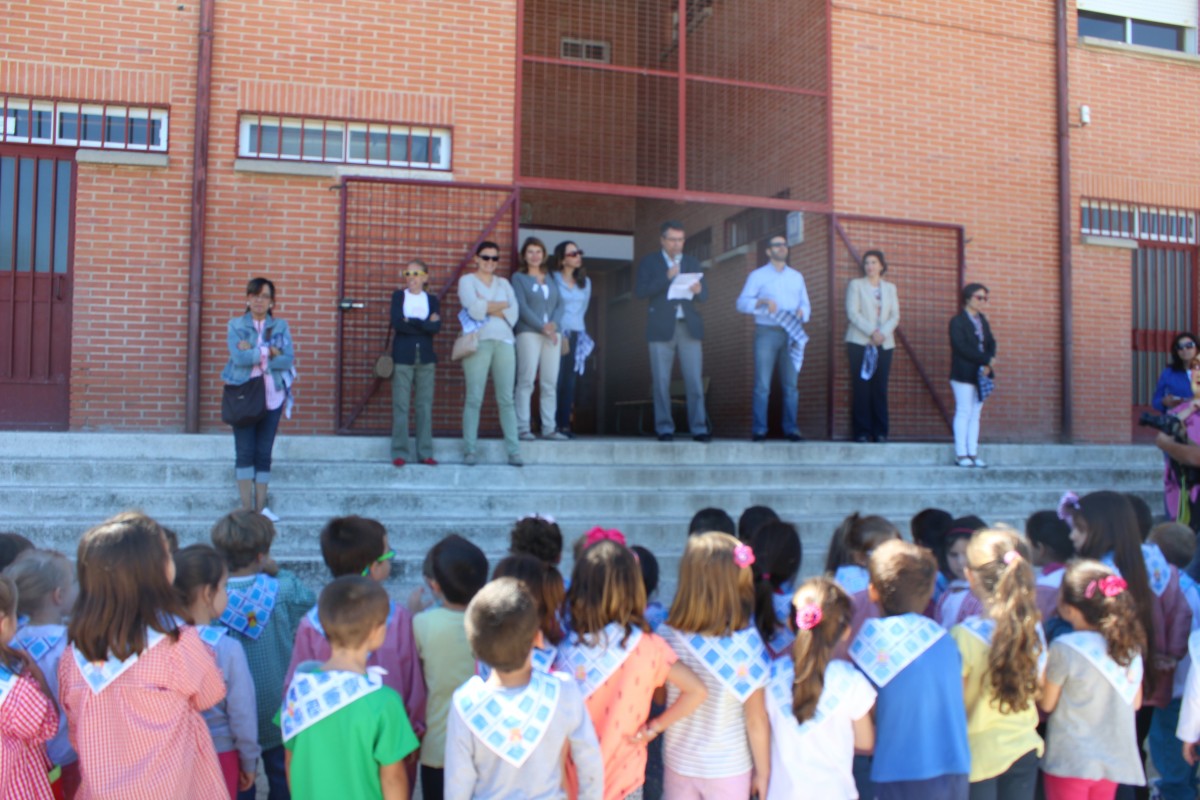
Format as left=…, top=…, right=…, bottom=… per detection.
left=972, top=294, right=988, bottom=301
left=768, top=241, right=788, bottom=249
left=478, top=255, right=500, bottom=262
left=362, top=549, right=396, bottom=576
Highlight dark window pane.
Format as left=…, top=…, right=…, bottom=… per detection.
left=349, top=130, right=367, bottom=160
left=301, top=127, right=324, bottom=159
left=35, top=160, right=53, bottom=273
left=10, top=108, right=30, bottom=138
left=411, top=135, right=429, bottom=164
left=280, top=125, right=301, bottom=157
left=367, top=129, right=388, bottom=162
left=1132, top=19, right=1185, bottom=51
left=59, top=112, right=79, bottom=141
left=1079, top=11, right=1125, bottom=42
left=82, top=113, right=103, bottom=142
left=150, top=118, right=163, bottom=148
left=389, top=132, right=408, bottom=163
left=257, top=124, right=281, bottom=156
left=431, top=136, right=443, bottom=165
left=33, top=109, right=53, bottom=140
left=129, top=115, right=150, bottom=146
left=324, top=127, right=344, bottom=160
left=0, top=157, right=13, bottom=271
left=16, top=158, right=34, bottom=272
left=105, top=115, right=127, bottom=146
left=54, top=162, right=70, bottom=274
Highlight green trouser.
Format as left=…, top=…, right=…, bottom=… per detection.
left=460, top=338, right=520, bottom=457
left=390, top=356, right=435, bottom=461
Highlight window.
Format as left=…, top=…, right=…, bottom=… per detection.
left=1078, top=11, right=1188, bottom=52
left=1081, top=199, right=1197, bottom=243
left=560, top=38, right=611, bottom=64
left=238, top=114, right=451, bottom=170
left=1, top=97, right=168, bottom=151
left=684, top=227, right=712, bottom=263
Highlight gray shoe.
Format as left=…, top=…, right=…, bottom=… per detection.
left=508, top=454, right=524, bottom=467
left=543, top=431, right=570, bottom=441
left=463, top=453, right=477, bottom=466
left=518, top=432, right=536, bottom=442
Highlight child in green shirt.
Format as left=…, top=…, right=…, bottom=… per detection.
left=281, top=577, right=419, bottom=800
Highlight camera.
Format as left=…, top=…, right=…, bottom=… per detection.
left=1139, top=411, right=1188, bottom=443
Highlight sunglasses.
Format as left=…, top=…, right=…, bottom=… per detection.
left=1179, top=342, right=1197, bottom=350
left=478, top=255, right=500, bottom=262
left=362, top=549, right=396, bottom=577
left=564, top=250, right=584, bottom=258
left=402, top=270, right=426, bottom=278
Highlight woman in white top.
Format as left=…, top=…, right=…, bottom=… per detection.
left=844, top=250, right=900, bottom=443
left=456, top=241, right=523, bottom=467
left=511, top=237, right=566, bottom=441
left=551, top=240, right=592, bottom=438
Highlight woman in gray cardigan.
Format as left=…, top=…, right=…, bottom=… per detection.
left=511, top=236, right=567, bottom=440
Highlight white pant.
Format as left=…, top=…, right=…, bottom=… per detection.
left=515, top=331, right=561, bottom=434
left=951, top=380, right=984, bottom=457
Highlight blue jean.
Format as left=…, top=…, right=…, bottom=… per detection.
left=1149, top=698, right=1195, bottom=800
left=233, top=405, right=283, bottom=482
left=752, top=326, right=798, bottom=436
left=237, top=744, right=289, bottom=800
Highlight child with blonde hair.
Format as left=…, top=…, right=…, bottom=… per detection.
left=850, top=539, right=970, bottom=798
left=1040, top=560, right=1147, bottom=797
left=766, top=577, right=875, bottom=799
left=559, top=539, right=707, bottom=800
left=61, top=512, right=227, bottom=799
left=0, top=574, right=59, bottom=800
left=4, top=549, right=78, bottom=797
left=174, top=544, right=260, bottom=799
left=951, top=529, right=1044, bottom=798
left=659, top=532, right=771, bottom=799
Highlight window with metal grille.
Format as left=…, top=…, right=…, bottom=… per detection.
left=1081, top=200, right=1197, bottom=244
left=668, top=0, right=715, bottom=46
left=2, top=96, right=168, bottom=151
left=725, top=207, right=788, bottom=250
left=237, top=114, right=452, bottom=170
left=684, top=227, right=712, bottom=263
left=1078, top=10, right=1190, bottom=52
left=559, top=37, right=611, bottom=64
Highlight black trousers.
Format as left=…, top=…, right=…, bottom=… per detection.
left=847, top=343, right=894, bottom=440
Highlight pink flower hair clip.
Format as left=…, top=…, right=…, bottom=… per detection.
left=584, top=527, right=626, bottom=548
left=1085, top=575, right=1127, bottom=599
left=733, top=543, right=756, bottom=569
left=1057, top=491, right=1081, bottom=525
left=796, top=603, right=823, bottom=631
left=1002, top=550, right=1021, bottom=565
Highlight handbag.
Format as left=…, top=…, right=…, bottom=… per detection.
left=221, top=375, right=267, bottom=427
left=451, top=331, right=479, bottom=361
left=373, top=328, right=395, bottom=379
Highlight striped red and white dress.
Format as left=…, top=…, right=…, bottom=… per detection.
left=59, top=626, right=227, bottom=800
left=0, top=670, right=58, bottom=800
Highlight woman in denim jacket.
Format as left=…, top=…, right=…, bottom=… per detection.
left=220, top=277, right=295, bottom=520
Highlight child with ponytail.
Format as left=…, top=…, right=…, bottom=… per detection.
left=660, top=532, right=772, bottom=799
left=747, top=521, right=803, bottom=658
left=951, top=529, right=1044, bottom=798
left=4, top=549, right=78, bottom=797
left=1040, top=560, right=1147, bottom=798
left=174, top=544, right=260, bottom=799
left=765, top=577, right=875, bottom=799
left=558, top=538, right=707, bottom=800
left=60, top=512, right=227, bottom=799
left=0, top=574, right=59, bottom=800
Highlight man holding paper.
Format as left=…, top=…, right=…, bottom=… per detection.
left=735, top=234, right=811, bottom=441
left=634, top=220, right=711, bottom=442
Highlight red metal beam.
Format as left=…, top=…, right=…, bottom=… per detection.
left=514, top=176, right=833, bottom=213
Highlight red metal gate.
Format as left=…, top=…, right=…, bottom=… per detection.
left=336, top=178, right=517, bottom=434
left=0, top=146, right=74, bottom=430
left=1132, top=243, right=1199, bottom=434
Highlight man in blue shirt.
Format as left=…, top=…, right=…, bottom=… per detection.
left=735, top=235, right=810, bottom=441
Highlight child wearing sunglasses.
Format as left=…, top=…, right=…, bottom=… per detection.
left=285, top=515, right=427, bottom=784
left=389, top=259, right=442, bottom=468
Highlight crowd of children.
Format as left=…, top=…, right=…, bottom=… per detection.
left=2, top=489, right=1200, bottom=800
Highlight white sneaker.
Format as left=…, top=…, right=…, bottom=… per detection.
left=542, top=431, right=570, bottom=441
left=518, top=432, right=536, bottom=442
left=260, top=507, right=281, bottom=522
left=956, top=457, right=974, bottom=468
left=971, top=456, right=988, bottom=469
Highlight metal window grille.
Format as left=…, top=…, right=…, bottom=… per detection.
left=724, top=206, right=787, bottom=250
left=560, top=38, right=611, bottom=63
left=1081, top=199, right=1197, bottom=244
left=1, top=96, right=168, bottom=152
left=684, top=226, right=712, bottom=262
left=238, top=113, right=452, bottom=171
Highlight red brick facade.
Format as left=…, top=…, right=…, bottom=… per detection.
left=1, top=0, right=1193, bottom=442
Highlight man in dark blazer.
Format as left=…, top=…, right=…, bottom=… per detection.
left=634, top=220, right=710, bottom=441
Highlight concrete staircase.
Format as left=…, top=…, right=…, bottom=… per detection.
left=0, top=432, right=1166, bottom=599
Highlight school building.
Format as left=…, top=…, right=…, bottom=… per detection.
left=1, top=0, right=1197, bottom=444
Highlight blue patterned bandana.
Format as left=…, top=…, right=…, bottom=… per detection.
left=557, top=623, right=642, bottom=698
left=1057, top=631, right=1142, bottom=705
left=453, top=671, right=561, bottom=767
left=71, top=628, right=169, bottom=695
left=280, top=667, right=387, bottom=743
left=11, top=623, right=66, bottom=662
left=219, top=574, right=278, bottom=639
left=669, top=626, right=769, bottom=702
left=850, top=613, right=945, bottom=688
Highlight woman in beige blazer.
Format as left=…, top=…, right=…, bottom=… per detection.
left=844, top=250, right=900, bottom=442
